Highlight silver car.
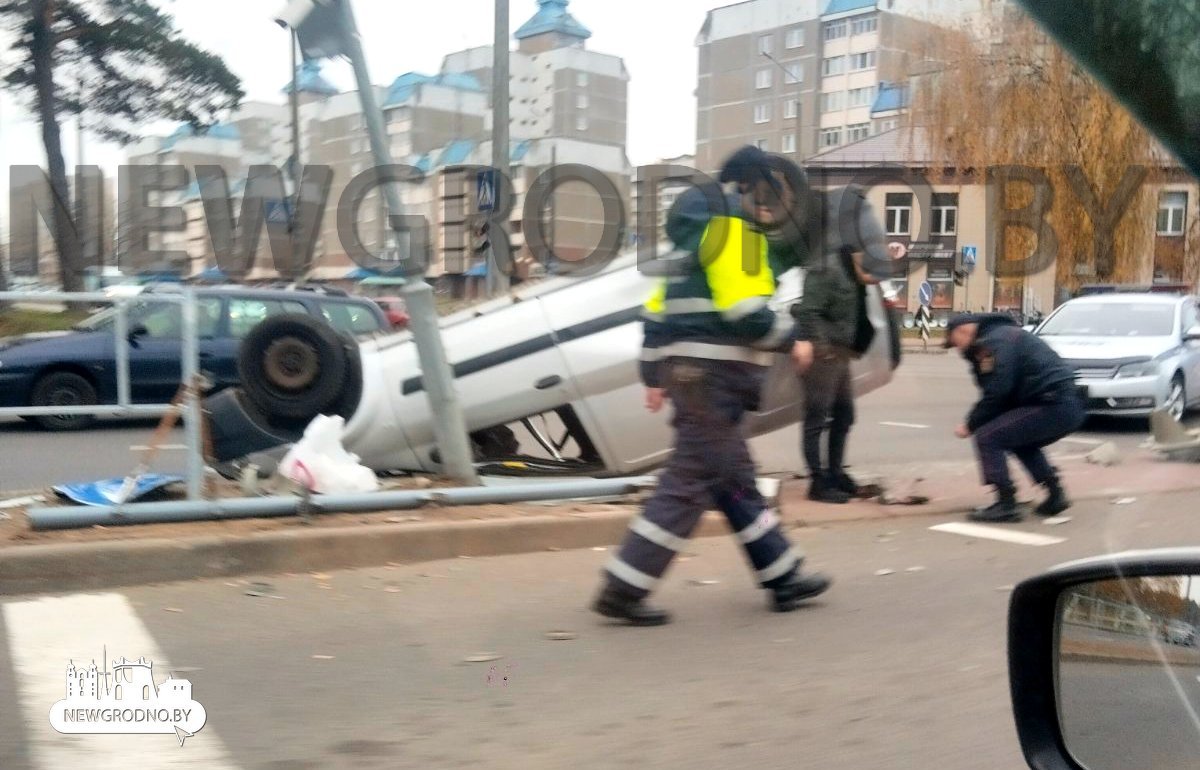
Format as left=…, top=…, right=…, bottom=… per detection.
left=206, top=251, right=901, bottom=476
left=1035, top=293, right=1200, bottom=421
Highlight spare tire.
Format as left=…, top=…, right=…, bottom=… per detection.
left=238, top=314, right=348, bottom=421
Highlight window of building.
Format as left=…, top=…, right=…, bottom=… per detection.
left=577, top=72, right=589, bottom=87
left=879, top=118, right=899, bottom=132
left=784, top=99, right=799, bottom=119
left=824, top=20, right=847, bottom=41
left=784, top=62, right=803, bottom=84
left=822, top=56, right=845, bottom=77
left=847, top=122, right=871, bottom=142
left=576, top=93, right=588, bottom=109
left=820, top=127, right=842, bottom=148
left=850, top=51, right=877, bottom=71
left=821, top=91, right=844, bottom=113
left=851, top=15, right=879, bottom=35
left=886, top=192, right=913, bottom=236
left=1157, top=191, right=1188, bottom=235
left=753, top=103, right=772, bottom=124
left=756, top=68, right=773, bottom=90
left=848, top=86, right=877, bottom=108
left=783, top=134, right=797, bottom=154
left=576, top=115, right=589, bottom=131
left=931, top=193, right=959, bottom=235
left=755, top=138, right=769, bottom=151
left=758, top=34, right=773, bottom=55
left=785, top=27, right=804, bottom=49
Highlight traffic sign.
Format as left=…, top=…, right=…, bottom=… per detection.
left=477, top=169, right=497, bottom=213
left=919, top=281, right=933, bottom=307
left=962, top=246, right=977, bottom=275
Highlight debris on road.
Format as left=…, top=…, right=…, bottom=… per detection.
left=1085, top=442, right=1121, bottom=467
left=311, top=572, right=331, bottom=581
left=163, top=607, right=184, bottom=613
left=0, top=494, right=45, bottom=510
left=996, top=585, right=1014, bottom=593
left=1112, top=497, right=1138, bottom=506
left=874, top=569, right=896, bottom=577
left=464, top=653, right=502, bottom=663
left=1043, top=516, right=1073, bottom=526
left=244, top=582, right=285, bottom=600
left=905, top=566, right=926, bottom=573
left=311, top=655, right=335, bottom=661
left=545, top=631, right=578, bottom=641
left=688, top=579, right=720, bottom=586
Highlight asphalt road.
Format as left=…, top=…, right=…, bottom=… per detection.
left=2, top=490, right=1200, bottom=769
left=0, top=353, right=1181, bottom=493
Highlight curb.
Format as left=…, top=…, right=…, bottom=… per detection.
left=4, top=479, right=1200, bottom=596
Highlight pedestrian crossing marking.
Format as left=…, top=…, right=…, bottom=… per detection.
left=930, top=522, right=1066, bottom=547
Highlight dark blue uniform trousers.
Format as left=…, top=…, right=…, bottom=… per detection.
left=973, top=395, right=1086, bottom=489
left=605, top=359, right=801, bottom=599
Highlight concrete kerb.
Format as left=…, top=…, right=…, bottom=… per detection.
left=4, top=470, right=1200, bottom=596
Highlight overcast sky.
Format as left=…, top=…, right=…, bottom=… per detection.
left=0, top=0, right=721, bottom=193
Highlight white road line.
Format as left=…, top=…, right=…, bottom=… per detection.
left=930, top=522, right=1066, bottom=547
left=3, top=593, right=240, bottom=770
left=1059, top=437, right=1105, bottom=447
left=128, top=445, right=187, bottom=452
left=880, top=421, right=930, bottom=430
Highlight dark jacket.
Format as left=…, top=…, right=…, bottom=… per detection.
left=791, top=250, right=858, bottom=352
left=964, top=314, right=1078, bottom=432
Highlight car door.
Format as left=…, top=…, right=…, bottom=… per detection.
left=203, top=296, right=311, bottom=391
left=126, top=297, right=224, bottom=403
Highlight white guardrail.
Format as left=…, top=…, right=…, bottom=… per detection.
left=0, top=290, right=206, bottom=500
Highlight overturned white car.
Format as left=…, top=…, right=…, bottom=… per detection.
left=205, top=251, right=901, bottom=478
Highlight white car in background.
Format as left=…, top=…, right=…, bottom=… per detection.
left=1034, top=293, right=1200, bottom=422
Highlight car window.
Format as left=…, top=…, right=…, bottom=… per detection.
left=227, top=298, right=308, bottom=339
left=129, top=298, right=222, bottom=339
left=320, top=301, right=382, bottom=335
left=1039, top=303, right=1177, bottom=337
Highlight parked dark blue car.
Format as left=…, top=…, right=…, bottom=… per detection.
left=0, top=286, right=388, bottom=430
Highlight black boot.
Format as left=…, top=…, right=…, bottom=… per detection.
left=830, top=468, right=860, bottom=496
left=1036, top=473, right=1071, bottom=517
left=969, top=485, right=1022, bottom=523
left=592, top=584, right=671, bottom=626
left=809, top=472, right=851, bottom=504
left=771, top=570, right=833, bottom=612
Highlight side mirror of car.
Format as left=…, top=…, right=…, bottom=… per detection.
left=1183, top=325, right=1200, bottom=342
left=1008, top=549, right=1200, bottom=769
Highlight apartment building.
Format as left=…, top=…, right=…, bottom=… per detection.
left=695, top=0, right=954, bottom=173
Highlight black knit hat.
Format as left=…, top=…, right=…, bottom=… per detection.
left=718, top=145, right=774, bottom=186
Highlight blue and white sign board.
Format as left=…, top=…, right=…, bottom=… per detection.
left=477, top=169, right=497, bottom=213
left=962, top=246, right=977, bottom=274
left=919, top=281, right=934, bottom=307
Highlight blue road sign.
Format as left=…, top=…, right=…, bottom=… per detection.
left=477, top=169, right=497, bottom=213
left=919, top=281, right=933, bottom=306
left=962, top=246, right=977, bottom=274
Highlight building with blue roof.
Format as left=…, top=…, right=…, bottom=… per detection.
left=514, top=0, right=592, bottom=49
left=283, top=60, right=339, bottom=98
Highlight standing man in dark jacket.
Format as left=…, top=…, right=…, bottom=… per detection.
left=945, top=313, right=1086, bottom=522
left=591, top=146, right=831, bottom=626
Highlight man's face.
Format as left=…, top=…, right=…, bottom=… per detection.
left=741, top=174, right=792, bottom=227
left=949, top=323, right=978, bottom=352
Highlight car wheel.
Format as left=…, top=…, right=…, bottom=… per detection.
left=1165, top=373, right=1186, bottom=422
left=238, top=314, right=349, bottom=422
left=30, top=371, right=97, bottom=431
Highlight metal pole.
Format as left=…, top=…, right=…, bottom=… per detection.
left=337, top=0, right=479, bottom=485
left=548, top=142, right=556, bottom=269
left=26, top=476, right=658, bottom=530
left=114, top=301, right=131, bottom=407
left=179, top=288, right=204, bottom=500
left=490, top=0, right=511, bottom=296
left=289, top=28, right=302, bottom=191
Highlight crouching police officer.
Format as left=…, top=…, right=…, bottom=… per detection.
left=590, top=146, right=831, bottom=626
left=944, top=312, right=1086, bottom=523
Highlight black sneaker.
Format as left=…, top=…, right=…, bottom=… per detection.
left=592, top=586, right=671, bottom=626
left=830, top=469, right=860, bottom=496
left=1035, top=477, right=1071, bottom=517
left=808, top=473, right=851, bottom=505
left=771, top=571, right=832, bottom=612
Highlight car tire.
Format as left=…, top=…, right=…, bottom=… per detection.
left=30, top=371, right=98, bottom=431
left=1166, top=373, right=1187, bottom=422
left=238, top=314, right=348, bottom=422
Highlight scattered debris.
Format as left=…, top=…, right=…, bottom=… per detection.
left=311, top=655, right=335, bottom=661
left=1085, top=442, right=1121, bottom=467
left=244, top=583, right=286, bottom=600
left=412, top=477, right=435, bottom=489
left=1044, top=516, right=1073, bottom=526
left=464, top=653, right=502, bottom=663
left=0, top=494, right=45, bottom=510
left=545, top=631, right=578, bottom=641
left=905, top=566, right=926, bottom=573
left=1112, top=497, right=1138, bottom=506
left=996, top=585, right=1014, bottom=593
left=591, top=547, right=607, bottom=552
left=688, top=579, right=720, bottom=586
left=383, top=587, right=402, bottom=594
left=874, top=569, right=896, bottom=577
left=163, top=607, right=184, bottom=613
left=546, top=546, right=562, bottom=552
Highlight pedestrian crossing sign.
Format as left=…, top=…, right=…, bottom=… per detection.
left=477, top=170, right=497, bottom=213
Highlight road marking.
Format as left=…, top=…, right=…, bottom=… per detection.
left=128, top=445, right=187, bottom=452
left=880, top=421, right=930, bottom=430
left=3, top=593, right=240, bottom=770
left=930, top=522, right=1066, bottom=547
left=1059, top=437, right=1105, bottom=447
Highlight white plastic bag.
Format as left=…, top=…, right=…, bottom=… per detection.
left=278, top=415, right=380, bottom=495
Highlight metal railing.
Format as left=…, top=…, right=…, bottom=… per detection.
left=0, top=290, right=205, bottom=500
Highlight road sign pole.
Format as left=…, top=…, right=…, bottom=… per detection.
left=489, top=0, right=511, bottom=298
left=337, top=0, right=479, bottom=485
